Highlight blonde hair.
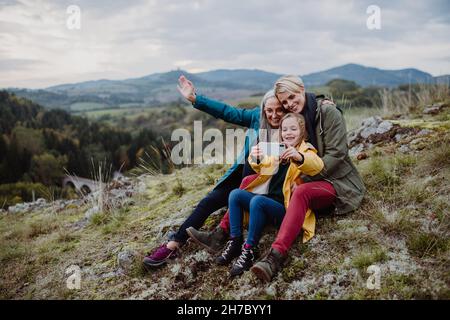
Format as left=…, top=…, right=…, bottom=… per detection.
left=279, top=113, right=307, bottom=146
left=274, top=75, right=305, bottom=96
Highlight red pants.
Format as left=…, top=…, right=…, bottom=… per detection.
left=272, top=181, right=336, bottom=255
left=219, top=181, right=336, bottom=255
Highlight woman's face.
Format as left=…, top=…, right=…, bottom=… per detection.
left=277, top=90, right=306, bottom=114
left=281, top=117, right=302, bottom=147
left=264, top=97, right=285, bottom=128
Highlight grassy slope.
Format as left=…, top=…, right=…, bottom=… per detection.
left=0, top=106, right=449, bottom=300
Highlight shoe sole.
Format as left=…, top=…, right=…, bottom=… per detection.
left=250, top=265, right=271, bottom=283
left=143, top=259, right=166, bottom=269
left=230, top=264, right=252, bottom=277
left=142, top=252, right=178, bottom=269
left=186, top=227, right=221, bottom=254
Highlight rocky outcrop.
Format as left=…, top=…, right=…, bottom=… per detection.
left=423, top=102, right=448, bottom=115
left=348, top=116, right=424, bottom=157
left=7, top=198, right=83, bottom=214
left=7, top=175, right=137, bottom=216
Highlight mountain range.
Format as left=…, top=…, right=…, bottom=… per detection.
left=7, top=63, right=449, bottom=112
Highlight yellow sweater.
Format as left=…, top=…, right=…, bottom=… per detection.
left=245, top=141, right=324, bottom=243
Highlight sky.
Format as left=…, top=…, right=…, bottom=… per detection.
left=1, top=0, right=449, bottom=88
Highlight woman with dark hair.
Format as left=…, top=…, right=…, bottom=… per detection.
left=143, top=76, right=285, bottom=267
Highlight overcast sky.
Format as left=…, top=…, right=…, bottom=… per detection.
left=1, top=0, right=449, bottom=88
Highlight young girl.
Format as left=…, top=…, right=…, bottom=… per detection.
left=216, top=113, right=324, bottom=276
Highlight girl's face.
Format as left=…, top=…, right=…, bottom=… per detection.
left=281, top=117, right=302, bottom=147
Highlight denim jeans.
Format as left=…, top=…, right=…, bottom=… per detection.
left=228, top=189, right=285, bottom=247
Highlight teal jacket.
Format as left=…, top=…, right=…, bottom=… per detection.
left=193, top=95, right=260, bottom=188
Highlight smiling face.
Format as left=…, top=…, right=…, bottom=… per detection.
left=264, top=97, right=285, bottom=128
left=276, top=90, right=306, bottom=114
left=281, top=117, right=303, bottom=147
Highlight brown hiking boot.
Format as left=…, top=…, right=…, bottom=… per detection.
left=186, top=226, right=228, bottom=254
left=250, top=248, right=286, bottom=282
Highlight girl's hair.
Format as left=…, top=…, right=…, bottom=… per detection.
left=258, top=89, right=280, bottom=143
left=274, top=75, right=305, bottom=96
left=279, top=113, right=307, bottom=146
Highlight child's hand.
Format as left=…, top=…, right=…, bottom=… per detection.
left=280, top=146, right=303, bottom=163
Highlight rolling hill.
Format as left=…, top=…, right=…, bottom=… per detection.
left=6, top=64, right=448, bottom=112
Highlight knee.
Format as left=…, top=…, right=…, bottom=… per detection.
left=292, top=184, right=310, bottom=200
left=228, top=188, right=243, bottom=203
left=249, top=195, right=266, bottom=210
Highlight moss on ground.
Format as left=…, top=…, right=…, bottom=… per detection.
left=0, top=104, right=449, bottom=300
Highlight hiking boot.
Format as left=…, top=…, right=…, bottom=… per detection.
left=143, top=244, right=179, bottom=268
left=186, top=226, right=228, bottom=254
left=250, top=248, right=286, bottom=282
left=215, top=236, right=243, bottom=266
left=230, top=246, right=257, bottom=277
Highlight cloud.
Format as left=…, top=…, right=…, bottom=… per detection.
left=0, top=0, right=449, bottom=88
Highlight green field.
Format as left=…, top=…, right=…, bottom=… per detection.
left=70, top=102, right=109, bottom=112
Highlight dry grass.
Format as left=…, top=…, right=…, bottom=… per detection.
left=379, top=83, right=450, bottom=117
left=0, top=88, right=449, bottom=299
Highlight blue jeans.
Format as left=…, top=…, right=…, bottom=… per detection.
left=228, top=189, right=286, bottom=247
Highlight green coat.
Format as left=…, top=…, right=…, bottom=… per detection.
left=303, top=98, right=366, bottom=215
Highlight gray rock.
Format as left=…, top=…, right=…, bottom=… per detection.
left=8, top=203, right=30, bottom=214
left=72, top=217, right=89, bottom=230
left=410, top=138, right=422, bottom=145
left=394, top=133, right=405, bottom=142
left=117, top=249, right=138, bottom=274
left=417, top=129, right=433, bottom=136
left=323, top=273, right=336, bottom=286
left=398, top=145, right=411, bottom=153
left=355, top=226, right=369, bottom=233
left=376, top=121, right=393, bottom=134
left=361, top=116, right=382, bottom=128
left=265, top=284, right=277, bottom=297
left=85, top=205, right=100, bottom=220
left=349, top=144, right=364, bottom=157
left=423, top=103, right=445, bottom=115
left=360, top=127, right=378, bottom=139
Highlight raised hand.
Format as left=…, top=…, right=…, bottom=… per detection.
left=177, top=75, right=196, bottom=104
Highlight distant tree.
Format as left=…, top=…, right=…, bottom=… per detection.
left=0, top=135, right=6, bottom=162
left=29, top=153, right=68, bottom=186
left=127, top=129, right=158, bottom=168
left=11, top=125, right=45, bottom=155
left=40, top=109, right=72, bottom=129
left=326, top=79, right=360, bottom=98
left=1, top=143, right=31, bottom=183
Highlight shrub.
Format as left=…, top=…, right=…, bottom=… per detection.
left=172, top=179, right=185, bottom=197
left=0, top=182, right=48, bottom=208
left=351, top=248, right=388, bottom=270
left=407, top=232, right=449, bottom=258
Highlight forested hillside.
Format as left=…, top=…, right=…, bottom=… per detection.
left=0, top=91, right=169, bottom=207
